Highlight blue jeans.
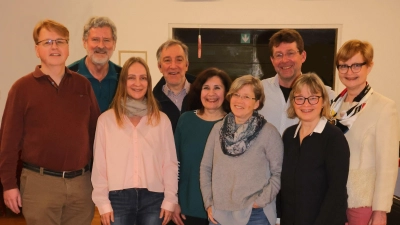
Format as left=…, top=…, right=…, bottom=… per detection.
left=109, top=188, right=163, bottom=225
left=210, top=208, right=270, bottom=225
left=247, top=208, right=270, bottom=225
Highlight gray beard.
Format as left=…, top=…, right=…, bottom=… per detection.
left=90, top=55, right=109, bottom=66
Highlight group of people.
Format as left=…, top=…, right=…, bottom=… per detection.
left=0, top=16, right=398, bottom=225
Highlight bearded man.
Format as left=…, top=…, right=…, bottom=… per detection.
left=69, top=16, right=121, bottom=112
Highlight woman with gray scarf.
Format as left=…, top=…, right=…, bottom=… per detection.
left=200, top=75, right=283, bottom=225
left=91, top=57, right=178, bottom=225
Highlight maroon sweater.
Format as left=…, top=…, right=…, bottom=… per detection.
left=0, top=66, right=101, bottom=190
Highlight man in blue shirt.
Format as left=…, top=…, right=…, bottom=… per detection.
left=69, top=16, right=121, bottom=112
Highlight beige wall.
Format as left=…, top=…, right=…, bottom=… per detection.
left=1, top=0, right=400, bottom=122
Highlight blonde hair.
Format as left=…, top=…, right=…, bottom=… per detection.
left=110, top=57, right=160, bottom=127
left=287, top=72, right=331, bottom=119
left=226, top=75, right=265, bottom=110
left=33, top=19, right=69, bottom=44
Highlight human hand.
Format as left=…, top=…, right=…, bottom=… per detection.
left=252, top=203, right=260, bottom=208
left=369, top=210, right=386, bottom=225
left=172, top=204, right=186, bottom=225
left=160, top=208, right=173, bottom=225
left=100, top=211, right=114, bottom=225
left=3, top=188, right=22, bottom=214
left=207, top=207, right=218, bottom=224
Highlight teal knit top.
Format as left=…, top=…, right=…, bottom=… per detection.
left=174, top=111, right=222, bottom=219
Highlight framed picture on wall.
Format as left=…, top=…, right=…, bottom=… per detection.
left=118, top=50, right=147, bottom=66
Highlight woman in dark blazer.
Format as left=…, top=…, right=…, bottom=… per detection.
left=280, top=72, right=350, bottom=225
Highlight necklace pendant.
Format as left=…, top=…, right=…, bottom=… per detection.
left=328, top=118, right=337, bottom=125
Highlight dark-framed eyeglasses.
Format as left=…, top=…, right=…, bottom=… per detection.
left=272, top=50, right=300, bottom=61
left=36, top=39, right=69, bottom=47
left=293, top=96, right=322, bottom=105
left=231, top=93, right=256, bottom=101
left=337, top=62, right=366, bottom=73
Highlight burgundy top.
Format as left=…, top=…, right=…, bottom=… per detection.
left=0, top=66, right=100, bottom=190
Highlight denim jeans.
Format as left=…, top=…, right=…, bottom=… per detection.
left=109, top=188, right=163, bottom=225
left=247, top=208, right=270, bottom=225
left=210, top=208, right=270, bottom=225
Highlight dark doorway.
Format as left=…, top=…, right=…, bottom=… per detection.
left=173, top=28, right=337, bottom=88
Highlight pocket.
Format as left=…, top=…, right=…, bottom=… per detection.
left=145, top=190, right=164, bottom=203
left=69, top=92, right=91, bottom=113
left=19, top=169, right=29, bottom=196
left=109, top=190, right=123, bottom=197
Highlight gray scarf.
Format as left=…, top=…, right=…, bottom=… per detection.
left=123, top=97, right=148, bottom=117
left=220, top=111, right=266, bottom=157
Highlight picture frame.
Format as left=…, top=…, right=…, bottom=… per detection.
left=118, top=50, right=147, bottom=66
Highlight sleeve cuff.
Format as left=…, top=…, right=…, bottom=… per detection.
left=97, top=204, right=113, bottom=215
left=161, top=200, right=176, bottom=212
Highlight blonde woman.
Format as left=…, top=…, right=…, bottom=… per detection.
left=92, top=57, right=178, bottom=225
left=281, top=73, right=349, bottom=225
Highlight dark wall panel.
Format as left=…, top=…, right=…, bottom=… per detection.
left=173, top=28, right=337, bottom=88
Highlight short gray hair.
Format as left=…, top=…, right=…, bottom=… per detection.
left=83, top=16, right=117, bottom=41
left=226, top=75, right=265, bottom=110
left=156, top=39, right=189, bottom=63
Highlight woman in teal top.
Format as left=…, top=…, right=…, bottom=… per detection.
left=172, top=68, right=232, bottom=225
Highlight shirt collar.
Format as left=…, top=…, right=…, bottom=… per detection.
left=78, top=56, right=118, bottom=81
left=293, top=117, right=328, bottom=138
left=32, top=65, right=72, bottom=78
left=162, top=79, right=190, bottom=96
left=274, top=72, right=303, bottom=87
left=273, top=74, right=280, bottom=87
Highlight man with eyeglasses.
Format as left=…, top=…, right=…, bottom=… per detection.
left=68, top=16, right=121, bottom=112
left=258, top=29, right=335, bottom=225
left=259, top=29, right=335, bottom=135
left=0, top=20, right=100, bottom=225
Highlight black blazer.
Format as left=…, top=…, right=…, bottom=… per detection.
left=153, top=73, right=196, bottom=132
left=281, top=121, right=350, bottom=225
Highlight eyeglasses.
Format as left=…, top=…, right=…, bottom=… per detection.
left=272, top=50, right=300, bottom=60
left=36, top=39, right=69, bottom=47
left=231, top=93, right=256, bottom=101
left=293, top=96, right=322, bottom=105
left=337, top=62, right=366, bottom=73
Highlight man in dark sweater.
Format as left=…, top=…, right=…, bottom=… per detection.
left=68, top=16, right=121, bottom=112
left=153, top=39, right=195, bottom=132
left=0, top=20, right=100, bottom=225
